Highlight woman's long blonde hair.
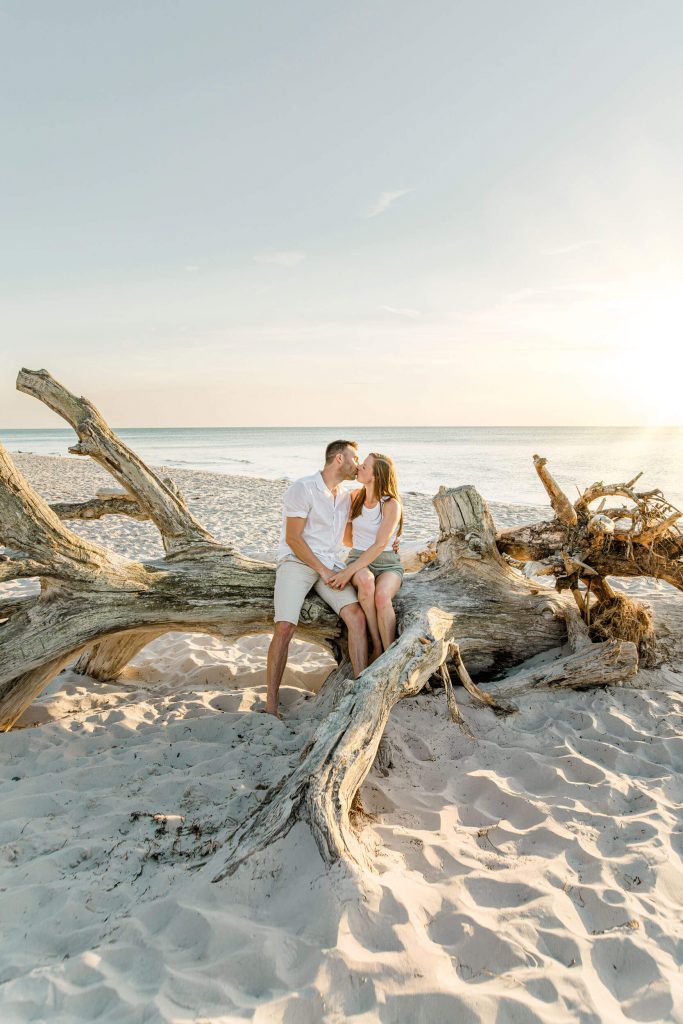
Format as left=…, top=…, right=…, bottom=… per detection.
left=350, top=452, right=403, bottom=537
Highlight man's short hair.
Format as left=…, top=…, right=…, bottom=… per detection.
left=325, top=439, right=358, bottom=463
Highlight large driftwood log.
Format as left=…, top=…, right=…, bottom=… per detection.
left=0, top=369, right=648, bottom=876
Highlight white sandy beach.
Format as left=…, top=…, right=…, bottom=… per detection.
left=2, top=453, right=683, bottom=1023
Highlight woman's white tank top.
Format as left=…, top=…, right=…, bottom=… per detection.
left=351, top=497, right=399, bottom=552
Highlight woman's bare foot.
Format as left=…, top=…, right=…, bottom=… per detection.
left=369, top=645, right=383, bottom=665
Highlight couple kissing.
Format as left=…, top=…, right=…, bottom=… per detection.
left=266, top=440, right=404, bottom=716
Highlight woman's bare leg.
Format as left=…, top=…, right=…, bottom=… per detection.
left=374, top=572, right=402, bottom=650
left=352, top=568, right=382, bottom=660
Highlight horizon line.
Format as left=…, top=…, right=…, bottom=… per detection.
left=2, top=423, right=682, bottom=431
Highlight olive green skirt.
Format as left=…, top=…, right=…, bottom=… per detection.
left=347, top=548, right=405, bottom=581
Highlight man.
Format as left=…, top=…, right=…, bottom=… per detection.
left=266, top=440, right=368, bottom=716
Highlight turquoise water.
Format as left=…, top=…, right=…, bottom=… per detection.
left=1, top=426, right=681, bottom=508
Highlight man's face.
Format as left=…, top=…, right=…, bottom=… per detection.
left=339, top=446, right=359, bottom=480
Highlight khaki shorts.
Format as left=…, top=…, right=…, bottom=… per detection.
left=274, top=559, right=359, bottom=624
left=347, top=548, right=405, bottom=582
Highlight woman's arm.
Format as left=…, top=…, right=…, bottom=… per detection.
left=343, top=518, right=353, bottom=549
left=329, top=500, right=401, bottom=588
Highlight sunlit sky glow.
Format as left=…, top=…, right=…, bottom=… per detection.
left=1, top=1, right=682, bottom=427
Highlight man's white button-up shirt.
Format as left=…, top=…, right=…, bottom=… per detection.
left=277, top=472, right=351, bottom=570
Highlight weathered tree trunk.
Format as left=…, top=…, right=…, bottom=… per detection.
left=1, top=369, right=662, bottom=877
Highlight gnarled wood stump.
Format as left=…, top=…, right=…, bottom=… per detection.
left=497, top=455, right=683, bottom=662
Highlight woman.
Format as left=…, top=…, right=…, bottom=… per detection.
left=328, top=452, right=404, bottom=661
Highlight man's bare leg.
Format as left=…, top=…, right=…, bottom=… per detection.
left=340, top=602, right=368, bottom=678
left=352, top=568, right=382, bottom=661
left=266, top=620, right=297, bottom=716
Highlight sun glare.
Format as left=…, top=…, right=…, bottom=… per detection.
left=617, top=286, right=683, bottom=425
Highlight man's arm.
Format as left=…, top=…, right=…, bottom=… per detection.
left=285, top=517, right=334, bottom=583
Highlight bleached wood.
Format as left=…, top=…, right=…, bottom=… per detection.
left=447, top=642, right=515, bottom=715
left=439, top=662, right=475, bottom=738
left=563, top=602, right=593, bottom=651
left=73, top=629, right=167, bottom=680
left=574, top=472, right=644, bottom=514
left=424, top=485, right=569, bottom=679
left=398, top=538, right=437, bottom=572
left=485, top=639, right=638, bottom=699
left=0, top=441, right=148, bottom=590
left=533, top=454, right=578, bottom=527
left=50, top=494, right=148, bottom=522
left=16, top=369, right=212, bottom=553
left=637, top=512, right=682, bottom=547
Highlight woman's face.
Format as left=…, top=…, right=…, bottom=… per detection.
left=357, top=455, right=375, bottom=486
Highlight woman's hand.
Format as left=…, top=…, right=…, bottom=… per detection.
left=328, top=567, right=354, bottom=590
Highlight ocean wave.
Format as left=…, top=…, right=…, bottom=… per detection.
left=152, top=457, right=253, bottom=467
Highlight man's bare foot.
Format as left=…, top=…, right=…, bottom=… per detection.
left=369, top=646, right=383, bottom=665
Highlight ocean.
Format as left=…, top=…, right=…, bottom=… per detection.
left=1, top=426, right=681, bottom=509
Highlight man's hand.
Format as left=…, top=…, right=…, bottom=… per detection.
left=392, top=537, right=401, bottom=554
left=328, top=567, right=354, bottom=590
left=318, top=566, right=335, bottom=586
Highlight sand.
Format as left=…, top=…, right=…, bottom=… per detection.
left=1, top=453, right=682, bottom=1023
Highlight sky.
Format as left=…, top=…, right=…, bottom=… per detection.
left=1, top=0, right=682, bottom=427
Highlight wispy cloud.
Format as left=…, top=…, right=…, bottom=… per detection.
left=254, top=250, right=306, bottom=267
left=541, top=240, right=600, bottom=256
left=184, top=264, right=199, bottom=272
left=379, top=304, right=421, bottom=319
left=367, top=188, right=413, bottom=218
left=506, top=283, right=609, bottom=302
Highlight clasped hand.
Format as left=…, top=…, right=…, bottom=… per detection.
left=327, top=567, right=353, bottom=590
left=327, top=538, right=401, bottom=590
